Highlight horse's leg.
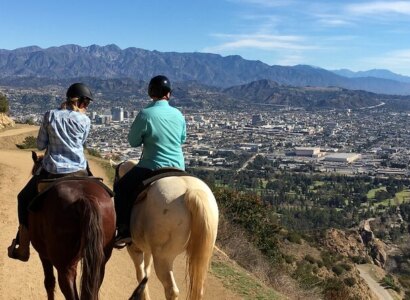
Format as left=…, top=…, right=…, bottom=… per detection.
left=57, top=265, right=79, bottom=300
left=153, top=254, right=179, bottom=300
left=100, top=247, right=113, bottom=287
left=128, top=244, right=152, bottom=300
left=39, top=257, right=56, bottom=300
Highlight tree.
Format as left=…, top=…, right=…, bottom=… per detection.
left=0, top=93, right=9, bottom=113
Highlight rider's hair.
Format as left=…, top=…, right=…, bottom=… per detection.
left=60, top=97, right=81, bottom=111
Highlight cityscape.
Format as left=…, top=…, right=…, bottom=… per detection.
left=3, top=85, right=410, bottom=178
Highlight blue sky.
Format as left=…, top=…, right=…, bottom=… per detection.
left=1, top=0, right=410, bottom=75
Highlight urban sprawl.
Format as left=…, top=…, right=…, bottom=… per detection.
left=5, top=87, right=410, bottom=178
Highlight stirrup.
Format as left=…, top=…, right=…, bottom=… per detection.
left=7, top=239, right=29, bottom=262
left=114, top=236, right=132, bottom=249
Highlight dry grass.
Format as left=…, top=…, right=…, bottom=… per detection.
left=216, top=214, right=321, bottom=300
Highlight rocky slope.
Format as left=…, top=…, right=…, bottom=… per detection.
left=0, top=113, right=15, bottom=129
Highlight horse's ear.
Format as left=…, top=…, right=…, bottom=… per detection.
left=31, top=151, right=38, bottom=162
left=109, top=159, right=118, bottom=169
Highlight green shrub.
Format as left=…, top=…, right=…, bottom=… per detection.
left=16, top=136, right=37, bottom=149
left=0, top=93, right=9, bottom=113
left=321, top=251, right=340, bottom=268
left=292, top=261, right=322, bottom=289
left=323, top=278, right=350, bottom=300
left=304, top=254, right=316, bottom=264
left=332, top=265, right=345, bottom=276
left=344, top=277, right=356, bottom=287
left=87, top=148, right=102, bottom=158
left=351, top=256, right=364, bottom=264
left=340, top=263, right=352, bottom=271
left=380, top=274, right=401, bottom=293
left=287, top=231, right=302, bottom=244
left=283, top=254, right=295, bottom=264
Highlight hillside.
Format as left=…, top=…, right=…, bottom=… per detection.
left=0, top=113, right=15, bottom=129
left=4, top=76, right=410, bottom=110
left=1, top=44, right=410, bottom=95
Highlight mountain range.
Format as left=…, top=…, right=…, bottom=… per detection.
left=1, top=44, right=410, bottom=96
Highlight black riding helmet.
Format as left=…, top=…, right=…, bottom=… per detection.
left=148, top=75, right=171, bottom=99
left=66, top=83, right=93, bottom=101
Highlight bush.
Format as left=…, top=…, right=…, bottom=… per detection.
left=323, top=278, right=350, bottom=300
left=16, top=136, right=37, bottom=149
left=344, top=277, right=356, bottom=287
left=340, top=263, right=352, bottom=271
left=380, top=274, right=401, bottom=293
left=287, top=231, right=302, bottom=244
left=0, top=93, right=9, bottom=113
left=332, top=265, right=345, bottom=276
left=292, top=261, right=322, bottom=289
left=283, top=254, right=295, bottom=264
left=87, top=148, right=102, bottom=158
left=352, top=256, right=369, bottom=265
left=321, top=251, right=341, bottom=268
left=304, top=254, right=316, bottom=264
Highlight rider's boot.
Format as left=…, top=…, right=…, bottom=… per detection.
left=114, top=224, right=132, bottom=249
left=7, top=225, right=30, bottom=262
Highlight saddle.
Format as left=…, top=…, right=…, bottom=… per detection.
left=29, top=176, right=114, bottom=211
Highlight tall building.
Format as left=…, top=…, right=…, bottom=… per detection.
left=111, top=107, right=124, bottom=122
left=252, top=114, right=263, bottom=125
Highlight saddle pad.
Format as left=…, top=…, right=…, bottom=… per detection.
left=29, top=177, right=114, bottom=212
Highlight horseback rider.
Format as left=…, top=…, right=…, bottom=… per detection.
left=114, top=75, right=186, bottom=247
left=8, top=83, right=94, bottom=261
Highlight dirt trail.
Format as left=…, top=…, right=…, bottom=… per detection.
left=0, top=126, right=238, bottom=299
left=357, top=264, right=393, bottom=300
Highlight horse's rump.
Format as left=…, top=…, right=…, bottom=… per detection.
left=128, top=175, right=219, bottom=300
left=29, top=179, right=116, bottom=260
left=29, top=177, right=113, bottom=211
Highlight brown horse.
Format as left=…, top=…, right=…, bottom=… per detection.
left=29, top=152, right=116, bottom=300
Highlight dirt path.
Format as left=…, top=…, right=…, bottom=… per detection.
left=0, top=126, right=238, bottom=299
left=357, top=264, right=393, bottom=300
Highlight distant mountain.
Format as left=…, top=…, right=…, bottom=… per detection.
left=1, top=44, right=410, bottom=95
left=4, top=76, right=410, bottom=110
left=332, top=69, right=410, bottom=83
left=223, top=79, right=389, bottom=109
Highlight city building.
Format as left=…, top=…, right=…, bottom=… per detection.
left=324, top=153, right=361, bottom=163
left=111, top=107, right=124, bottom=122
left=295, top=147, right=321, bottom=157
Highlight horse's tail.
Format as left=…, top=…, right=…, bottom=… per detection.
left=184, top=189, right=217, bottom=300
left=79, top=197, right=105, bottom=300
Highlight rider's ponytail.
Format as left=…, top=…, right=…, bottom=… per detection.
left=60, top=98, right=81, bottom=112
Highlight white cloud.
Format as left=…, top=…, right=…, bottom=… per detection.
left=363, top=49, right=410, bottom=74
left=205, top=33, right=315, bottom=52
left=346, top=1, right=410, bottom=15
left=227, top=0, right=296, bottom=7
left=317, top=17, right=353, bottom=27
left=277, top=54, right=305, bottom=66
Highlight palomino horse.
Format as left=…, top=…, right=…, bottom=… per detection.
left=113, top=160, right=219, bottom=300
left=29, top=152, right=116, bottom=300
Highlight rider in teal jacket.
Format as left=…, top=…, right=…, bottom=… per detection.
left=128, top=98, right=186, bottom=170
left=114, top=75, right=186, bottom=247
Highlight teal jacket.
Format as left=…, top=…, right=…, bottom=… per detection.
left=128, top=100, right=186, bottom=170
